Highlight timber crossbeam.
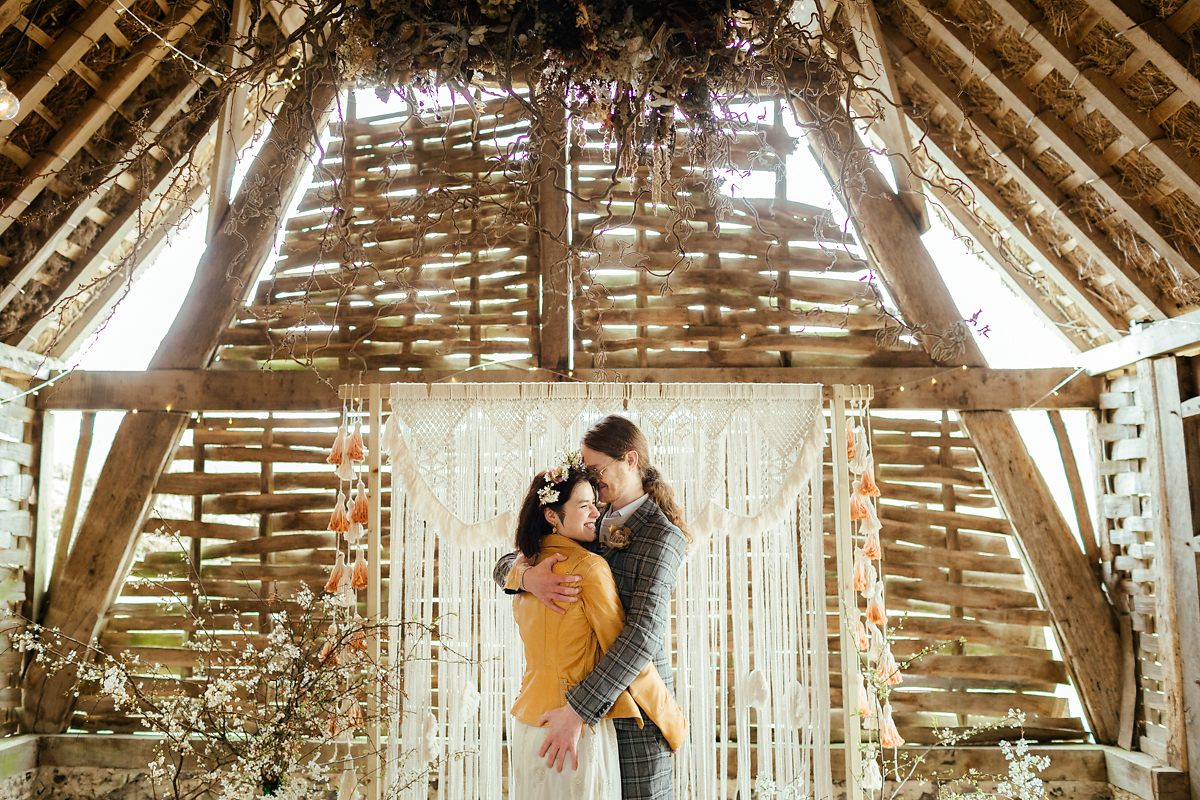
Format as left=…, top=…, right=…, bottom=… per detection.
left=34, top=367, right=1102, bottom=412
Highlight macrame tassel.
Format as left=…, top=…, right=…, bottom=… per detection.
left=861, top=498, right=883, bottom=536
left=344, top=521, right=365, bottom=545
left=876, top=642, right=903, bottom=686
left=859, top=457, right=881, bottom=497
left=853, top=548, right=875, bottom=593
left=868, top=623, right=885, bottom=661
left=351, top=549, right=369, bottom=590
left=855, top=618, right=871, bottom=653
left=417, top=711, right=439, bottom=765
left=856, top=672, right=872, bottom=718
left=336, top=456, right=357, bottom=482
left=866, top=580, right=887, bottom=627
left=846, top=424, right=857, bottom=461
left=335, top=579, right=356, bottom=608
left=744, top=669, right=770, bottom=711
left=337, top=762, right=358, bottom=800
left=347, top=420, right=365, bottom=463
left=850, top=426, right=871, bottom=474
left=327, top=424, right=347, bottom=467
left=319, top=638, right=339, bottom=666
left=328, top=492, right=350, bottom=534
left=862, top=754, right=884, bottom=791
left=325, top=551, right=346, bottom=594
left=879, top=701, right=905, bottom=748
left=785, top=680, right=809, bottom=728
left=850, top=490, right=871, bottom=522
left=351, top=480, right=369, bottom=524
left=347, top=621, right=369, bottom=654
left=863, top=526, right=882, bottom=561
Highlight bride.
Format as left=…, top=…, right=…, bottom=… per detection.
left=508, top=453, right=684, bottom=798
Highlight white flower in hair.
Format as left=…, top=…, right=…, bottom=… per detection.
left=537, top=485, right=560, bottom=506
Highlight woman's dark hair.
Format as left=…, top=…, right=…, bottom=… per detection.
left=583, top=415, right=690, bottom=542
left=514, top=465, right=597, bottom=559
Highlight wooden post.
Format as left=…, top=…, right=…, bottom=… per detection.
left=535, top=100, right=571, bottom=372
left=367, top=384, right=383, bottom=799
left=1140, top=357, right=1200, bottom=798
left=48, top=411, right=94, bottom=605
left=30, top=409, right=55, bottom=622
left=21, top=67, right=341, bottom=733
left=789, top=79, right=1124, bottom=743
left=831, top=386, right=861, bottom=797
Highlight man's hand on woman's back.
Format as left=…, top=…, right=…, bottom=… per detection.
left=520, top=554, right=582, bottom=614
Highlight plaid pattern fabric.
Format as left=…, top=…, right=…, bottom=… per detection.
left=613, top=718, right=674, bottom=800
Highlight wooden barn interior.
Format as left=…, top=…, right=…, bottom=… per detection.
left=1, top=0, right=1200, bottom=797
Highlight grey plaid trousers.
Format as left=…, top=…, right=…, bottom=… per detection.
left=495, top=499, right=687, bottom=800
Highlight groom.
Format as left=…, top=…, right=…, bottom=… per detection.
left=493, top=415, right=688, bottom=800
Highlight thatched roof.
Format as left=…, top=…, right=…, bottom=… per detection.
left=2, top=0, right=1200, bottom=360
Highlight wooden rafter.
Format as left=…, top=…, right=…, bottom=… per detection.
left=922, top=179, right=1095, bottom=350
left=1087, top=0, right=1200, bottom=110
left=20, top=67, right=339, bottom=733
left=844, top=0, right=929, bottom=231
left=791, top=72, right=1124, bottom=743
left=899, top=0, right=1200, bottom=300
left=0, top=0, right=125, bottom=141
left=0, top=0, right=210, bottom=238
left=890, top=37, right=1152, bottom=329
left=987, top=0, right=1200, bottom=207
left=0, top=77, right=210, bottom=322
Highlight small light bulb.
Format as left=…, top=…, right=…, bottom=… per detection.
left=899, top=386, right=905, bottom=392
left=131, top=408, right=139, bottom=415
left=930, top=378, right=937, bottom=385
left=0, top=82, right=19, bottom=122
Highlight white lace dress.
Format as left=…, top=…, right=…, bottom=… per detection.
left=510, top=718, right=621, bottom=799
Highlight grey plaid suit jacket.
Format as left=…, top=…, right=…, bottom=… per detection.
left=493, top=498, right=687, bottom=725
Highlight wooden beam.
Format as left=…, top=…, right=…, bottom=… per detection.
left=535, top=99, right=571, bottom=372
left=1048, top=410, right=1101, bottom=570
left=887, top=24, right=1171, bottom=322
left=0, top=0, right=209, bottom=238
left=1140, top=357, right=1200, bottom=796
left=1105, top=746, right=1191, bottom=800
left=790, top=74, right=1124, bottom=743
left=34, top=366, right=1102, bottom=412
left=1081, top=308, right=1200, bottom=375
left=206, top=0, right=251, bottom=242
left=47, top=411, right=93, bottom=610
left=844, top=0, right=928, bottom=231
left=0, top=341, right=61, bottom=378
left=900, top=0, right=1198, bottom=301
left=20, top=67, right=340, bottom=734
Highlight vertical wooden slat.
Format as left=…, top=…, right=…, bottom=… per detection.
left=1141, top=357, right=1200, bottom=796
left=830, top=386, right=860, bottom=796
left=30, top=408, right=54, bottom=621
left=367, top=385, right=383, bottom=799
left=1048, top=410, right=1101, bottom=570
left=940, top=411, right=966, bottom=727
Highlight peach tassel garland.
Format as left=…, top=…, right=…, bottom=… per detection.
left=849, top=490, right=871, bottom=521
left=346, top=421, right=365, bottom=463
left=325, top=551, right=347, bottom=594
left=856, top=673, right=873, bottom=718
left=876, top=642, right=903, bottom=686
left=858, top=458, right=881, bottom=497
left=846, top=425, right=857, bottom=460
left=351, top=481, right=369, bottom=524
left=866, top=580, right=887, bottom=627
left=328, top=492, right=350, bottom=533
left=351, top=550, right=369, bottom=590
left=863, top=527, right=882, bottom=561
left=853, top=548, right=875, bottom=593
left=879, top=701, right=905, bottom=748
left=327, top=424, right=347, bottom=466
left=855, top=618, right=871, bottom=653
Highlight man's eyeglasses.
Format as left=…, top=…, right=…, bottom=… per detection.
left=592, top=456, right=622, bottom=478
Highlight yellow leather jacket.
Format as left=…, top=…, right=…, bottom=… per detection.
left=509, top=534, right=686, bottom=751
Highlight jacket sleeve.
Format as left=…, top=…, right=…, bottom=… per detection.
left=578, top=560, right=626, bottom=654
left=493, top=551, right=521, bottom=594
left=566, top=525, right=686, bottom=724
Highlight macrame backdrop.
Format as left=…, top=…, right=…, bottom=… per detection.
left=374, top=382, right=830, bottom=799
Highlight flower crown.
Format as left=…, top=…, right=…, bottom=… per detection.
left=537, top=450, right=586, bottom=506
